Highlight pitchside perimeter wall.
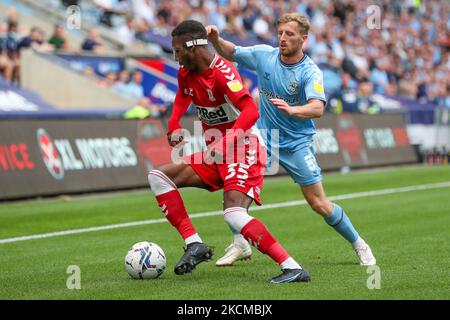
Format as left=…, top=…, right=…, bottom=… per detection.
left=0, top=113, right=418, bottom=200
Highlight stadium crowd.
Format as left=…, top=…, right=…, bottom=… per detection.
left=0, top=6, right=109, bottom=84
left=1, top=0, right=449, bottom=111
left=83, top=0, right=450, bottom=110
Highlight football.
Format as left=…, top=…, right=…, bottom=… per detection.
left=124, top=241, right=166, bottom=279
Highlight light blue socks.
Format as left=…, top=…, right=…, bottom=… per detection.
left=324, top=204, right=359, bottom=243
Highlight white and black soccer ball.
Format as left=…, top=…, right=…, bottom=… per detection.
left=124, top=241, right=166, bottom=279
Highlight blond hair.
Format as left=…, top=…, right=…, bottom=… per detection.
left=277, top=13, right=310, bottom=35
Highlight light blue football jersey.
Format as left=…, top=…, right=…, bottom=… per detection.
left=233, top=45, right=327, bottom=151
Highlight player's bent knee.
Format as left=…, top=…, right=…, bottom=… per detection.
left=223, top=207, right=254, bottom=233
left=152, top=163, right=190, bottom=187
left=309, top=200, right=330, bottom=217
left=148, top=170, right=177, bottom=196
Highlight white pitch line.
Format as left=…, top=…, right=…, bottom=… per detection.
left=1, top=181, right=449, bottom=245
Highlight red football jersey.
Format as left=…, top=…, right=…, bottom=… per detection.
left=171, top=54, right=255, bottom=140
left=169, top=55, right=266, bottom=205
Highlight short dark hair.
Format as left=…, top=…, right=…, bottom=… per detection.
left=171, top=20, right=207, bottom=40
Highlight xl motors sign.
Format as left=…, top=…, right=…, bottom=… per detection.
left=0, top=119, right=170, bottom=199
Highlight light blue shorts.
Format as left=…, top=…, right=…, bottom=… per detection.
left=267, top=143, right=322, bottom=186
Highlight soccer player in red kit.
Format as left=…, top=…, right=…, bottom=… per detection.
left=147, top=20, right=310, bottom=283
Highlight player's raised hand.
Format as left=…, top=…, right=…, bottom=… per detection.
left=205, top=25, right=220, bottom=42
left=269, top=98, right=295, bottom=116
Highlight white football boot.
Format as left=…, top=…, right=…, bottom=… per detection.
left=215, top=243, right=252, bottom=267
left=352, top=237, right=376, bottom=266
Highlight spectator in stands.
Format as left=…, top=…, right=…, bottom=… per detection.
left=82, top=65, right=97, bottom=80
left=95, top=0, right=130, bottom=27
left=209, top=4, right=227, bottom=31
left=2, top=21, right=20, bottom=84
left=123, top=96, right=166, bottom=118
left=18, top=27, right=54, bottom=52
left=188, top=1, right=209, bottom=26
left=370, top=61, right=390, bottom=95
left=356, top=80, right=381, bottom=114
left=132, top=0, right=157, bottom=26
left=81, top=28, right=106, bottom=53
left=48, top=24, right=70, bottom=51
left=112, top=69, right=131, bottom=97
left=0, top=22, right=14, bottom=82
left=97, top=70, right=118, bottom=88
left=123, top=96, right=151, bottom=119
left=1, top=7, right=19, bottom=26
left=125, top=70, right=144, bottom=100
left=327, top=73, right=357, bottom=114
left=41, top=0, right=448, bottom=110
left=112, top=69, right=144, bottom=100
left=310, top=32, right=329, bottom=65
left=134, top=18, right=150, bottom=43
left=115, top=15, right=135, bottom=45
left=328, top=76, right=380, bottom=114
left=433, top=83, right=450, bottom=109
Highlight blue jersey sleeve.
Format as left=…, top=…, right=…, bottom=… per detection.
left=304, top=69, right=327, bottom=104
left=233, top=45, right=274, bottom=71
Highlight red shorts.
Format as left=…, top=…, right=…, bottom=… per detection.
left=184, top=134, right=266, bottom=205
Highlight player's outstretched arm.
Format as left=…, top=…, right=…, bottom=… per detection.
left=206, top=25, right=236, bottom=62
left=270, top=98, right=325, bottom=119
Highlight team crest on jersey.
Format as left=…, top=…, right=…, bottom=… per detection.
left=227, top=80, right=243, bottom=92
left=289, top=80, right=299, bottom=94
left=207, top=89, right=216, bottom=101
left=184, top=88, right=194, bottom=96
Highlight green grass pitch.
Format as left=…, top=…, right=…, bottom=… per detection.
left=0, top=165, right=449, bottom=300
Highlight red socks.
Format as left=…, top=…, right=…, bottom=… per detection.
left=148, top=170, right=197, bottom=241
left=241, top=218, right=289, bottom=264
left=155, top=190, right=197, bottom=240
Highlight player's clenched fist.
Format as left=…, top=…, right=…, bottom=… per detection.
left=167, top=131, right=185, bottom=147
left=205, top=25, right=220, bottom=42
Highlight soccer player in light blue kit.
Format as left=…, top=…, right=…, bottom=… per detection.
left=206, top=13, right=376, bottom=268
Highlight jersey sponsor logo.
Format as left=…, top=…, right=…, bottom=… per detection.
left=227, top=79, right=243, bottom=92
left=313, top=80, right=324, bottom=94
left=259, top=86, right=301, bottom=104
left=195, top=103, right=239, bottom=125
left=197, top=105, right=229, bottom=124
